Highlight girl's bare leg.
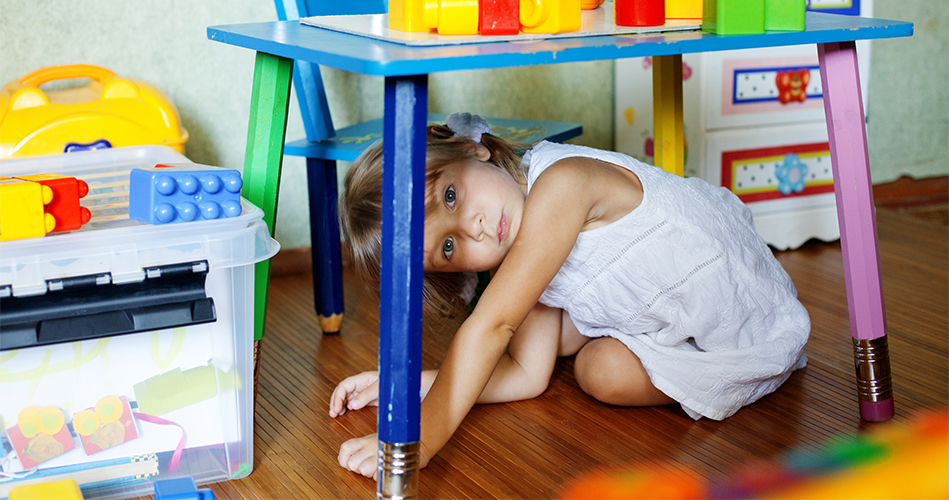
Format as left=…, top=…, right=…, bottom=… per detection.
left=573, top=337, right=675, bottom=406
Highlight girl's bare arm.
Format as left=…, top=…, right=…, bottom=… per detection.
left=475, top=302, right=562, bottom=403
left=330, top=302, right=562, bottom=419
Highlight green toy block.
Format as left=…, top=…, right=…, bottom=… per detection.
left=765, top=0, right=805, bottom=31
left=703, top=0, right=765, bottom=35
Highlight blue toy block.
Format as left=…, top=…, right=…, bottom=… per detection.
left=129, top=163, right=243, bottom=225
left=153, top=477, right=215, bottom=500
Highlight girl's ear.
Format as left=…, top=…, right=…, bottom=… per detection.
left=471, top=143, right=491, bottom=161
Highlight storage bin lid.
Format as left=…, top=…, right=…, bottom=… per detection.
left=0, top=146, right=279, bottom=297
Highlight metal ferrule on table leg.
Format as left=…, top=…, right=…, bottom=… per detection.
left=378, top=441, right=420, bottom=500
left=853, top=336, right=893, bottom=403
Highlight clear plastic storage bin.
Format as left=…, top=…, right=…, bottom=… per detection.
left=0, top=146, right=278, bottom=499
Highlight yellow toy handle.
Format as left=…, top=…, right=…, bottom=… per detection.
left=19, top=64, right=117, bottom=88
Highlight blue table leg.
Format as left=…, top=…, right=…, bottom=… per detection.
left=306, top=157, right=345, bottom=334
left=377, top=74, right=427, bottom=499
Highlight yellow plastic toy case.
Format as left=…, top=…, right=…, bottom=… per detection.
left=0, top=64, right=188, bottom=159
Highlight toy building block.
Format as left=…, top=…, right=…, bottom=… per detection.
left=128, top=163, right=243, bottom=225
left=14, top=174, right=91, bottom=232
left=0, top=177, right=56, bottom=241
left=424, top=0, right=479, bottom=35
left=389, top=0, right=429, bottom=32
left=9, top=479, right=83, bottom=500
left=153, top=477, right=215, bottom=500
left=480, top=0, right=519, bottom=35
left=614, top=0, right=665, bottom=26
left=765, top=0, right=805, bottom=31
left=520, top=0, right=582, bottom=34
left=702, top=0, right=764, bottom=35
left=666, top=0, right=702, bottom=18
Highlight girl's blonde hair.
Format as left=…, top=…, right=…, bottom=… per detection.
left=340, top=123, right=527, bottom=325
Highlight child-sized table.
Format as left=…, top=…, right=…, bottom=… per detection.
left=208, top=12, right=913, bottom=498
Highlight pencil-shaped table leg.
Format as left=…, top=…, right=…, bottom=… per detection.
left=378, top=74, right=427, bottom=499
left=652, top=54, right=684, bottom=177
left=243, top=51, right=293, bottom=343
left=818, top=41, right=894, bottom=422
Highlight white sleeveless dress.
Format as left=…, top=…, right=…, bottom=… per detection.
left=523, top=141, right=809, bottom=420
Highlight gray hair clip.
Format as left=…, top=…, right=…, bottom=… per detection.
left=446, top=112, right=491, bottom=144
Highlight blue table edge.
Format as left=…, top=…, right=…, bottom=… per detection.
left=207, top=12, right=913, bottom=77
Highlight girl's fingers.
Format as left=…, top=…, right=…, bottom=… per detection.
left=339, top=434, right=379, bottom=478
left=329, top=372, right=377, bottom=416
left=347, top=380, right=380, bottom=411
left=329, top=385, right=352, bottom=416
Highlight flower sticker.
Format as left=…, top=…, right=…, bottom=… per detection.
left=775, top=154, right=808, bottom=195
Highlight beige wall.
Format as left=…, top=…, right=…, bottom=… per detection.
left=2, top=0, right=945, bottom=250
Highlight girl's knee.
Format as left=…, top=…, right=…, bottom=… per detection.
left=573, top=338, right=672, bottom=407
left=574, top=338, right=628, bottom=403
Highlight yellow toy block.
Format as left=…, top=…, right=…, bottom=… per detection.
left=0, top=177, right=57, bottom=241
left=666, top=0, right=702, bottom=18
left=424, top=0, right=479, bottom=35
left=9, top=479, right=83, bottom=500
left=389, top=0, right=430, bottom=32
left=520, top=0, right=582, bottom=34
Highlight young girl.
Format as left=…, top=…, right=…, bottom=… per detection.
left=331, top=113, right=810, bottom=479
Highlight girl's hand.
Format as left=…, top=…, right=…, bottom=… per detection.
left=338, top=433, right=379, bottom=479
left=329, top=371, right=380, bottom=417
left=338, top=434, right=433, bottom=480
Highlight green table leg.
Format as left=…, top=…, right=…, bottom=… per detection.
left=243, top=51, right=293, bottom=341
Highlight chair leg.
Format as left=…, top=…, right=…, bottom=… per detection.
left=306, top=157, right=344, bottom=334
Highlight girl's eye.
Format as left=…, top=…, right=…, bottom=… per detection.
left=444, top=185, right=456, bottom=208
left=442, top=236, right=454, bottom=260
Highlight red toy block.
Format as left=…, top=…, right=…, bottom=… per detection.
left=14, top=174, right=92, bottom=232
left=615, top=0, right=665, bottom=26
left=480, top=0, right=519, bottom=35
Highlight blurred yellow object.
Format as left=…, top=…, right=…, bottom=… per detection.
left=560, top=408, right=949, bottom=500
left=0, top=64, right=188, bottom=159
left=9, top=478, right=83, bottom=500
left=766, top=409, right=949, bottom=499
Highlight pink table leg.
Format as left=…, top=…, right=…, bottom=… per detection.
left=818, top=41, right=894, bottom=421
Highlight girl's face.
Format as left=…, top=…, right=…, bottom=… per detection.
left=424, top=156, right=527, bottom=273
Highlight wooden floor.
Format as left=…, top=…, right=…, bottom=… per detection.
left=201, top=203, right=947, bottom=499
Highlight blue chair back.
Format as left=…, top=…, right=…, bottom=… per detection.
left=273, top=0, right=387, bottom=142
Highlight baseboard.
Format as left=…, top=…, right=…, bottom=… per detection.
left=269, top=175, right=948, bottom=277
left=873, top=175, right=949, bottom=209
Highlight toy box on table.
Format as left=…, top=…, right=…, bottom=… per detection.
left=0, top=146, right=279, bottom=500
